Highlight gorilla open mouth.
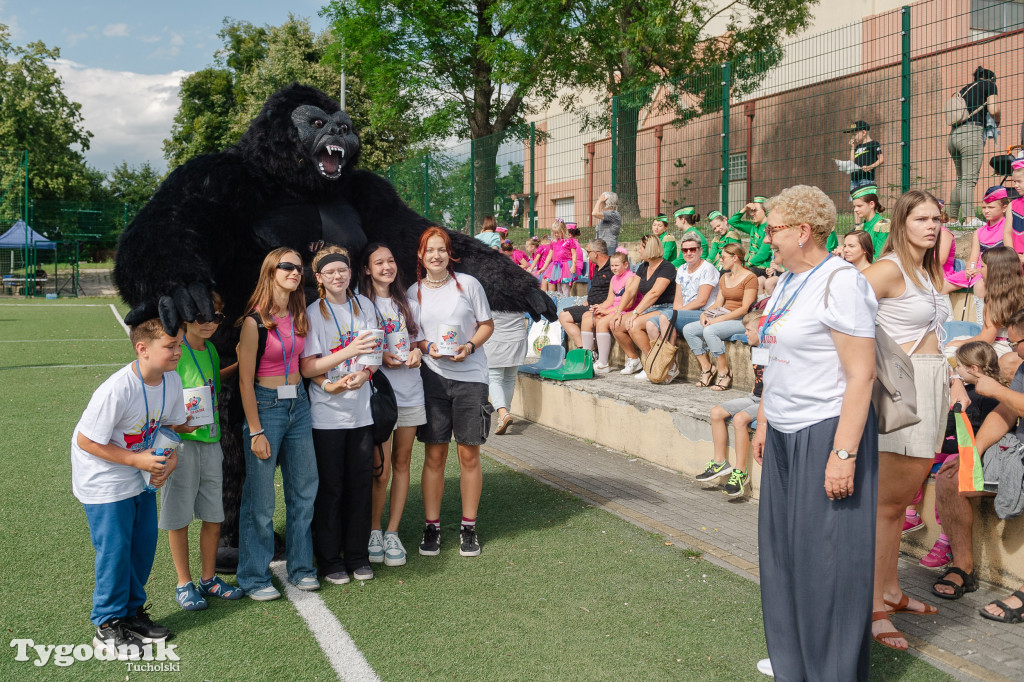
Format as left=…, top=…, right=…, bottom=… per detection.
left=317, top=144, right=346, bottom=179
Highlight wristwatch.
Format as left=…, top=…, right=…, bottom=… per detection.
left=831, top=448, right=856, bottom=460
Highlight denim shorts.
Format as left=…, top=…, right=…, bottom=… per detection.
left=418, top=365, right=493, bottom=446
left=637, top=302, right=674, bottom=317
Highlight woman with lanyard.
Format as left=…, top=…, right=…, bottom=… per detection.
left=408, top=227, right=494, bottom=558
left=864, top=190, right=963, bottom=651
left=299, top=246, right=379, bottom=584
left=751, top=185, right=878, bottom=681
left=358, top=243, right=425, bottom=568
left=236, top=247, right=321, bottom=601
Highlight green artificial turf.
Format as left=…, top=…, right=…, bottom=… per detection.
left=0, top=300, right=952, bottom=681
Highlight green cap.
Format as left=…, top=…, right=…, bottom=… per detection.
left=673, top=206, right=696, bottom=218
left=655, top=214, right=669, bottom=224
left=707, top=210, right=724, bottom=221
left=851, top=185, right=878, bottom=200
left=753, top=195, right=767, bottom=204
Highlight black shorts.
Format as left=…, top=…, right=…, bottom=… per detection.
left=748, top=266, right=767, bottom=278
left=560, top=304, right=592, bottom=325
left=418, top=364, right=493, bottom=446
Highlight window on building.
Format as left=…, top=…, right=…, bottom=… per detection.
left=554, top=197, right=575, bottom=223
left=970, top=0, right=1024, bottom=34
left=729, top=152, right=748, bottom=181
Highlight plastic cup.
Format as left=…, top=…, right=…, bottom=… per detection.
left=387, top=331, right=410, bottom=361
left=356, top=329, right=386, bottom=366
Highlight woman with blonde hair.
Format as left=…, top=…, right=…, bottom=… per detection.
left=613, top=234, right=676, bottom=376
left=864, top=189, right=967, bottom=651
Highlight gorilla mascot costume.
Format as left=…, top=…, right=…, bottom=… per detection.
left=114, top=83, right=556, bottom=571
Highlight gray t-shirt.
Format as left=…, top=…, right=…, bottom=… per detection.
left=1011, top=365, right=1024, bottom=442
left=596, top=210, right=622, bottom=253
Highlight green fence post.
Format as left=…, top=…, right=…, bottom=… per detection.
left=423, top=153, right=430, bottom=220
left=469, top=138, right=476, bottom=235
left=901, top=5, right=911, bottom=194
left=23, top=151, right=31, bottom=297
left=720, top=62, right=731, bottom=215
left=529, top=122, right=536, bottom=237
left=388, top=165, right=394, bottom=184
left=610, top=96, right=619, bottom=194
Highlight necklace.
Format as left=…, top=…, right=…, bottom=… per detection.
left=424, top=273, right=452, bottom=288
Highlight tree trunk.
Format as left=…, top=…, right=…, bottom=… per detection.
left=472, top=131, right=501, bottom=232
left=615, top=99, right=643, bottom=224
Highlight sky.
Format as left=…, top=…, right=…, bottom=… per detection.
left=0, top=1, right=331, bottom=174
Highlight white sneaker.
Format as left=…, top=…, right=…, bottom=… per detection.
left=634, top=370, right=648, bottom=380
left=620, top=357, right=642, bottom=375
left=963, top=217, right=984, bottom=228
left=593, top=362, right=610, bottom=375
left=660, top=364, right=679, bottom=384
left=368, top=529, right=385, bottom=564
left=757, top=658, right=774, bottom=677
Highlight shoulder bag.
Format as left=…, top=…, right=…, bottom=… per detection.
left=642, top=310, right=678, bottom=384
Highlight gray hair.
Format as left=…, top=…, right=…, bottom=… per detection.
left=679, top=233, right=702, bottom=248
left=587, top=238, right=608, bottom=255
left=603, top=192, right=618, bottom=209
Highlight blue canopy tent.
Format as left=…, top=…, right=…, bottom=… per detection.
left=0, top=220, right=55, bottom=251
left=0, top=220, right=56, bottom=295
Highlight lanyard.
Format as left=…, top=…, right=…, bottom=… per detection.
left=760, top=254, right=832, bottom=344
left=272, top=312, right=296, bottom=383
left=183, top=337, right=217, bottom=414
left=326, top=298, right=356, bottom=371
left=135, top=360, right=165, bottom=449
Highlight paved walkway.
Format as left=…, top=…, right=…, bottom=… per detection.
left=482, top=420, right=1024, bottom=682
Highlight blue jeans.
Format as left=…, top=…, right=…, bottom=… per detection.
left=682, top=319, right=746, bottom=358
left=83, top=491, right=158, bottom=625
left=238, top=382, right=319, bottom=592
left=488, top=366, right=519, bottom=411
left=650, top=309, right=703, bottom=334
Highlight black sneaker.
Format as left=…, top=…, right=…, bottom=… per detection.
left=695, top=459, right=733, bottom=483
left=459, top=525, right=481, bottom=557
left=93, top=619, right=145, bottom=661
left=419, top=524, right=441, bottom=556
left=124, top=604, right=171, bottom=643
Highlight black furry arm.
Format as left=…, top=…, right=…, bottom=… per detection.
left=349, top=171, right=557, bottom=321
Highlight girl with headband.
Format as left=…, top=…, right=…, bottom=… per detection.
left=1003, top=158, right=1024, bottom=258
left=946, top=186, right=1008, bottom=295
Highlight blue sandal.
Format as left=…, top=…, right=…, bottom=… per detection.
left=197, top=576, right=243, bottom=600
left=176, top=582, right=208, bottom=611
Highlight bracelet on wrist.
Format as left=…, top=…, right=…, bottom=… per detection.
left=250, top=429, right=265, bottom=438
left=467, top=341, right=476, bottom=354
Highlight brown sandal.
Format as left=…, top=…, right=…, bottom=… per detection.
left=710, top=370, right=732, bottom=391
left=871, top=611, right=908, bottom=651
left=696, top=366, right=717, bottom=387
left=885, top=593, right=938, bottom=615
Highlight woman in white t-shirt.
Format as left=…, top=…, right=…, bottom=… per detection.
left=299, top=246, right=379, bottom=585
left=751, top=185, right=878, bottom=680
left=648, top=233, right=719, bottom=361
left=408, top=227, right=494, bottom=558
left=358, top=243, right=425, bottom=569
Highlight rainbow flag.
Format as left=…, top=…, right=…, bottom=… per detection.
left=954, top=411, right=985, bottom=494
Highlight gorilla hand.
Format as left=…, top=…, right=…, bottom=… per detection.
left=524, top=287, right=558, bottom=322
left=124, top=282, right=213, bottom=336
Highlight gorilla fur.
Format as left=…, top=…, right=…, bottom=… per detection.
left=114, top=83, right=555, bottom=569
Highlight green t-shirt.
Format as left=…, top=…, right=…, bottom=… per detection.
left=658, top=232, right=678, bottom=264
left=728, top=211, right=772, bottom=268
left=708, top=230, right=743, bottom=266
left=861, top=213, right=890, bottom=257
left=176, top=339, right=222, bottom=443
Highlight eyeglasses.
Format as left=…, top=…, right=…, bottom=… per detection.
left=1009, top=338, right=1024, bottom=350
left=681, top=247, right=700, bottom=254
left=765, top=224, right=796, bottom=238
left=276, top=262, right=302, bottom=272
left=319, top=268, right=349, bottom=279
left=196, top=312, right=226, bottom=324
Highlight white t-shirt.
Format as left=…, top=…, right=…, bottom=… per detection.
left=761, top=259, right=877, bottom=433
left=71, top=363, right=187, bottom=504
left=675, top=260, right=720, bottom=310
left=371, top=296, right=425, bottom=408
left=408, top=273, right=493, bottom=384
left=302, top=296, right=376, bottom=429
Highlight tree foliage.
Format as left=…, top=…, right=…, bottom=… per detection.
left=0, top=25, right=93, bottom=202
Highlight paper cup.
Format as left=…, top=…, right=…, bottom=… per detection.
left=356, top=329, right=386, bottom=366
left=387, top=331, right=410, bottom=361
left=437, top=324, right=460, bottom=356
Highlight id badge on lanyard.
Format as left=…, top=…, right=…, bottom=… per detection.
left=184, top=339, right=219, bottom=437
left=274, top=316, right=298, bottom=399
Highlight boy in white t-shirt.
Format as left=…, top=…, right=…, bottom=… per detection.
left=71, top=318, right=188, bottom=659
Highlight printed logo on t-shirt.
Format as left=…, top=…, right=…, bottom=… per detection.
left=123, top=418, right=159, bottom=452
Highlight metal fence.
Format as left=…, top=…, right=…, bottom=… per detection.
left=378, top=0, right=1024, bottom=244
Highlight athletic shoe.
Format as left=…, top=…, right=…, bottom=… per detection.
left=660, top=364, right=680, bottom=384
left=695, top=459, right=733, bottom=482
left=963, top=217, right=984, bottom=229
left=619, top=357, right=642, bottom=375
left=248, top=585, right=282, bottom=601
left=460, top=525, right=481, bottom=557
left=634, top=369, right=648, bottom=380
left=757, top=658, right=775, bottom=677
left=93, top=619, right=145, bottom=661
left=419, top=524, right=441, bottom=556
left=920, top=538, right=953, bottom=568
left=175, top=581, right=208, bottom=611
left=294, top=576, right=320, bottom=591
left=325, top=571, right=350, bottom=585
left=352, top=566, right=374, bottom=581
left=593, top=362, right=610, bottom=375
left=725, top=469, right=749, bottom=497
left=902, top=514, right=925, bottom=536
left=197, top=576, right=243, bottom=600
left=124, top=605, right=171, bottom=643
left=368, top=529, right=385, bottom=564
left=494, top=413, right=514, bottom=435
left=383, top=531, right=407, bottom=567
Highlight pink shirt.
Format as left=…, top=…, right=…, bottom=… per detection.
left=257, top=313, right=305, bottom=378
left=609, top=271, right=638, bottom=310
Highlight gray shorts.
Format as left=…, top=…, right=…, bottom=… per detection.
left=877, top=355, right=948, bottom=458
left=158, top=439, right=225, bottom=530
left=720, top=394, right=760, bottom=429
left=396, top=404, right=427, bottom=429
left=418, top=365, right=493, bottom=446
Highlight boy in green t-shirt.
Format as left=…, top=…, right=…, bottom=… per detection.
left=160, top=292, right=243, bottom=610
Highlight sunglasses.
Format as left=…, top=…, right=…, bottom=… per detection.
left=681, top=247, right=700, bottom=254
left=276, top=262, right=302, bottom=272
left=196, top=312, right=226, bottom=324
left=1009, top=338, right=1024, bottom=350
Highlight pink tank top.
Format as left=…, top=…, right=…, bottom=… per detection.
left=977, top=217, right=1005, bottom=253
left=609, top=271, right=638, bottom=310
left=257, top=313, right=305, bottom=378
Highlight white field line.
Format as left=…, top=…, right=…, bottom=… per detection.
left=0, top=338, right=127, bottom=343
left=269, top=561, right=380, bottom=682
left=0, top=363, right=124, bottom=371
left=109, top=304, right=131, bottom=336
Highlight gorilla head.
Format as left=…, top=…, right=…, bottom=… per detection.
left=233, top=82, right=362, bottom=195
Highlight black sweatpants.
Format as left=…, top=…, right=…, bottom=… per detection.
left=311, top=426, right=373, bottom=575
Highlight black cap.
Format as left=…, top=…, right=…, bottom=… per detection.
left=842, top=120, right=870, bottom=133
